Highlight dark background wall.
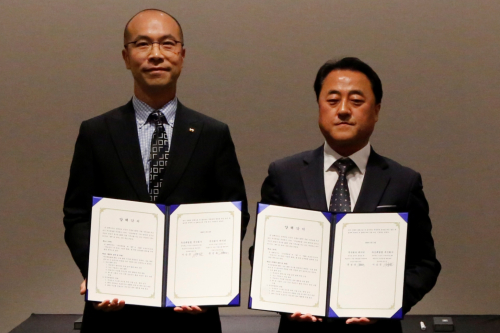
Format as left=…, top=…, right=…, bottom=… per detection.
left=1, top=1, right=499, bottom=332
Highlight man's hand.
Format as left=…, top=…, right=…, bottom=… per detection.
left=173, top=305, right=208, bottom=315
left=93, top=299, right=126, bottom=312
left=288, top=312, right=323, bottom=322
left=80, top=279, right=86, bottom=295
left=80, top=279, right=126, bottom=312
left=346, top=317, right=378, bottom=325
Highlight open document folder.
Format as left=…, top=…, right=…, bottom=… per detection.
left=87, top=197, right=242, bottom=308
left=249, top=203, right=407, bottom=319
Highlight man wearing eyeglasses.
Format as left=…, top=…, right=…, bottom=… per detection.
left=63, top=9, right=249, bottom=332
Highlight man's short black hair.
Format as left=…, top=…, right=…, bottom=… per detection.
left=313, top=57, right=383, bottom=104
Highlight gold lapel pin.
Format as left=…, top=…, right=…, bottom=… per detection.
left=189, top=128, right=195, bottom=132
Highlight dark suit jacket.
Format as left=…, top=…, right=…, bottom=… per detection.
left=63, top=100, right=249, bottom=333
left=253, top=145, right=440, bottom=333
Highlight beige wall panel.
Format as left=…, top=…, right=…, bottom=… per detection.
left=1, top=1, right=499, bottom=332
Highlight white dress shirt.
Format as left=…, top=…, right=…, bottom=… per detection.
left=324, top=142, right=371, bottom=209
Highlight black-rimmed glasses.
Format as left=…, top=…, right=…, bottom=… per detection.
left=124, top=39, right=183, bottom=53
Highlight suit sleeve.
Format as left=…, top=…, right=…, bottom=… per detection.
left=403, top=173, right=441, bottom=313
left=260, top=162, right=284, bottom=206
left=63, top=121, right=94, bottom=278
left=213, top=124, right=250, bottom=240
left=248, top=162, right=283, bottom=263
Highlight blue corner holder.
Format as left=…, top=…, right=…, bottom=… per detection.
left=322, top=211, right=333, bottom=223
left=155, top=203, right=166, bottom=214
left=248, top=296, right=252, bottom=308
left=257, top=203, right=270, bottom=214
left=335, top=213, right=347, bottom=224
left=231, top=201, right=242, bottom=211
left=92, top=196, right=103, bottom=206
left=328, top=307, right=338, bottom=317
left=169, top=204, right=180, bottom=215
left=165, top=297, right=176, bottom=307
left=228, top=294, right=240, bottom=306
left=398, top=212, right=408, bottom=223
left=391, top=308, right=404, bottom=319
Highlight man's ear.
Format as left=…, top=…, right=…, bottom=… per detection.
left=122, top=48, right=131, bottom=70
left=374, top=103, right=381, bottom=122
left=180, top=48, right=186, bottom=66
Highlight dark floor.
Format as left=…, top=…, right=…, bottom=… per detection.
left=9, top=314, right=500, bottom=333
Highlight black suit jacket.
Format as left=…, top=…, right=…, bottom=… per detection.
left=254, top=145, right=440, bottom=333
left=63, top=100, right=249, bottom=332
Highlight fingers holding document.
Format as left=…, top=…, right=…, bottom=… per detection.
left=81, top=279, right=126, bottom=312
left=289, top=312, right=323, bottom=322
left=346, top=317, right=378, bottom=325
left=174, top=305, right=208, bottom=315
left=93, top=299, right=126, bottom=312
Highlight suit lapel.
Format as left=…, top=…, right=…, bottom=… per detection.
left=159, top=102, right=202, bottom=201
left=353, top=149, right=391, bottom=212
left=107, top=101, right=150, bottom=201
left=300, top=146, right=328, bottom=211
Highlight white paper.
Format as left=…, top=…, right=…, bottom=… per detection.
left=328, top=213, right=407, bottom=318
left=165, top=202, right=241, bottom=306
left=250, top=205, right=331, bottom=316
left=87, top=198, right=165, bottom=307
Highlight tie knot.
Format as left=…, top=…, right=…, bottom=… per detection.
left=148, top=110, right=167, bottom=125
left=333, top=158, right=355, bottom=175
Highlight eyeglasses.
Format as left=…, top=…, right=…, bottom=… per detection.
left=124, top=38, right=184, bottom=54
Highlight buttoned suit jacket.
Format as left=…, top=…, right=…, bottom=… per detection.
left=63, top=100, right=249, bottom=333
left=254, top=145, right=440, bottom=333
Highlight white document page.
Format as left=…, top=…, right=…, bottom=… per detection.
left=250, top=205, right=331, bottom=316
left=328, top=213, right=407, bottom=318
left=165, top=202, right=241, bottom=306
left=87, top=198, right=165, bottom=307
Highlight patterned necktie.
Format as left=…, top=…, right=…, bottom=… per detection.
left=148, top=110, right=169, bottom=202
left=329, top=158, right=356, bottom=212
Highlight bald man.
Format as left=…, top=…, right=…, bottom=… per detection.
left=63, top=9, right=249, bottom=332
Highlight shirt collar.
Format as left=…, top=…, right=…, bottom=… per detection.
left=133, top=95, right=178, bottom=128
left=324, top=141, right=371, bottom=174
